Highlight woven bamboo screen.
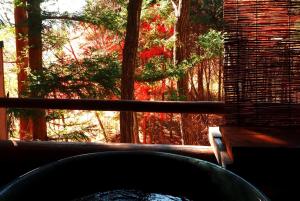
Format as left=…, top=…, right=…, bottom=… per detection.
left=224, top=0, right=300, bottom=126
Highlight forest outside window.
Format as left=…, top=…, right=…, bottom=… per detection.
left=0, top=0, right=224, bottom=145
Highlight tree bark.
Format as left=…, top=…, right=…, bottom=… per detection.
left=14, top=0, right=30, bottom=140
left=0, top=42, right=7, bottom=140
left=173, top=0, right=191, bottom=144
left=133, top=112, right=140, bottom=143
left=120, top=0, right=142, bottom=143
left=218, top=57, right=223, bottom=101
left=206, top=61, right=211, bottom=100
left=27, top=0, right=47, bottom=140
left=198, top=63, right=204, bottom=100
left=176, top=0, right=190, bottom=98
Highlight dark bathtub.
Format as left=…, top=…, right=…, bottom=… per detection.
left=0, top=151, right=269, bottom=201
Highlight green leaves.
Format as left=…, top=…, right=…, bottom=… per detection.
left=83, top=0, right=127, bottom=33
left=136, top=55, right=198, bottom=83
left=83, top=55, right=121, bottom=95
left=14, top=0, right=26, bottom=7
left=197, top=29, right=224, bottom=59
left=26, top=54, right=121, bottom=99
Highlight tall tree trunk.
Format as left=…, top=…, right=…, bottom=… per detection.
left=172, top=0, right=191, bottom=144
left=0, top=41, right=7, bottom=140
left=27, top=0, right=47, bottom=140
left=14, top=0, right=29, bottom=140
left=120, top=0, right=142, bottom=143
left=176, top=0, right=190, bottom=99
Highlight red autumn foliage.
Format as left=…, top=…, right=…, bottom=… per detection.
left=134, top=83, right=151, bottom=100
left=141, top=21, right=152, bottom=31
left=169, top=27, right=174, bottom=35
left=140, top=46, right=172, bottom=62
left=151, top=15, right=161, bottom=23
left=157, top=24, right=167, bottom=34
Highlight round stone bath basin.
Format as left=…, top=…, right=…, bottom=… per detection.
left=0, top=151, right=269, bottom=201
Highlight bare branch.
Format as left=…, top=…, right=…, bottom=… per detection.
left=42, top=15, right=99, bottom=25
left=178, top=0, right=183, bottom=17
left=171, top=0, right=178, bottom=17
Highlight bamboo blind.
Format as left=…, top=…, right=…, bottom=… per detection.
left=224, top=0, right=300, bottom=126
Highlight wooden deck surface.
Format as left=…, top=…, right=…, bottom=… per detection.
left=220, top=126, right=300, bottom=160
left=220, top=126, right=300, bottom=201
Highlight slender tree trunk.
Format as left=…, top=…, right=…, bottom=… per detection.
left=218, top=57, right=223, bottom=101
left=207, top=61, right=211, bottom=100
left=203, top=61, right=209, bottom=100
left=190, top=70, right=199, bottom=100
left=120, top=0, right=142, bottom=143
left=169, top=113, right=173, bottom=139
left=172, top=0, right=191, bottom=144
left=95, top=112, right=108, bottom=142
left=14, top=0, right=30, bottom=140
left=149, top=116, right=153, bottom=143
left=142, top=115, right=147, bottom=144
left=133, top=112, right=140, bottom=143
left=198, top=63, right=204, bottom=100
left=27, top=0, right=47, bottom=140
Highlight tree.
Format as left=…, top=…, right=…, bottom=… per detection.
left=197, top=29, right=224, bottom=101
left=120, top=0, right=143, bottom=143
left=27, top=0, right=47, bottom=140
left=0, top=41, right=7, bottom=140
left=8, top=0, right=224, bottom=144
left=14, top=0, right=30, bottom=140
left=172, top=0, right=191, bottom=144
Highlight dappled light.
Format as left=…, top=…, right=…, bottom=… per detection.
left=0, top=0, right=224, bottom=144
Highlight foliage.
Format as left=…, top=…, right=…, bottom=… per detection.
left=13, top=0, right=26, bottom=7
left=52, top=131, right=90, bottom=142
left=43, top=25, right=69, bottom=53
left=198, top=29, right=224, bottom=58
left=137, top=1, right=177, bottom=88
left=26, top=54, right=121, bottom=99
left=3, top=0, right=225, bottom=144
left=0, top=0, right=14, bottom=25
left=0, top=25, right=18, bottom=97
left=83, top=0, right=127, bottom=33
left=191, top=0, right=223, bottom=30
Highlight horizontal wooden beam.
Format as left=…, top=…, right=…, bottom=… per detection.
left=0, top=98, right=225, bottom=114
left=0, top=140, right=215, bottom=159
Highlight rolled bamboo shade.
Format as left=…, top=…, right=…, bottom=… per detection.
left=224, top=0, right=300, bottom=126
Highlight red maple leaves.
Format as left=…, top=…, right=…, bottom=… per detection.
left=140, top=46, right=172, bottom=62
